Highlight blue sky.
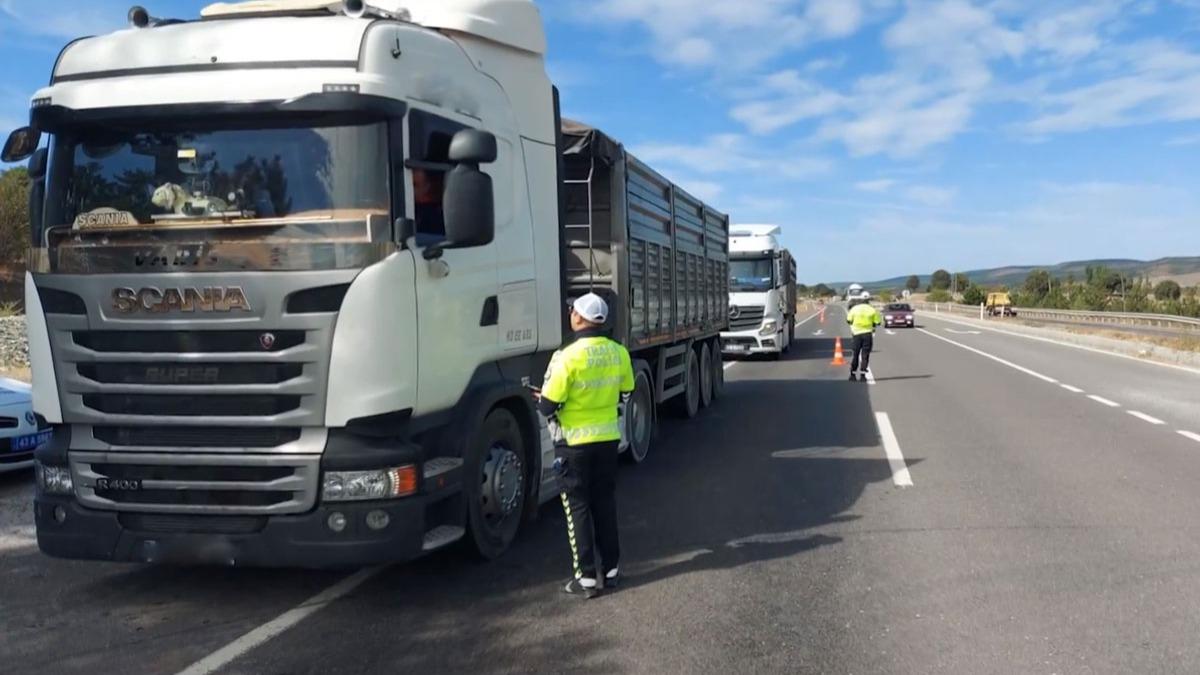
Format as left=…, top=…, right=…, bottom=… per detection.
left=3, top=0, right=1200, bottom=283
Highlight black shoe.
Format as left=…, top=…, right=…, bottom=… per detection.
left=604, top=569, right=621, bottom=589
left=563, top=578, right=599, bottom=599
left=858, top=374, right=867, bottom=382
left=849, top=373, right=857, bottom=381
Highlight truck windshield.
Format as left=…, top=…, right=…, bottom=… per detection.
left=730, top=258, right=775, bottom=292
left=37, top=118, right=391, bottom=273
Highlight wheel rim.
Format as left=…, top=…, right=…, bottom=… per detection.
left=480, top=443, right=524, bottom=532
left=629, top=374, right=652, bottom=461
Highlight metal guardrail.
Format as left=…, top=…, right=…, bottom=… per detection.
left=915, top=302, right=1200, bottom=331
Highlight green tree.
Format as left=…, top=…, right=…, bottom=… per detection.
left=796, top=283, right=810, bottom=296
left=962, top=285, right=986, bottom=306
left=955, top=273, right=970, bottom=292
left=877, top=289, right=894, bottom=303
left=905, top=275, right=920, bottom=292
left=0, top=167, right=31, bottom=264
left=927, top=289, right=953, bottom=302
left=813, top=283, right=835, bottom=297
left=930, top=269, right=952, bottom=291
left=1154, top=280, right=1182, bottom=301
left=1022, top=269, right=1051, bottom=303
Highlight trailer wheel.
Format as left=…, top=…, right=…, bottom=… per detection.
left=698, top=343, right=714, bottom=408
left=710, top=338, right=725, bottom=401
left=785, top=320, right=794, bottom=352
left=465, top=408, right=527, bottom=560
left=623, top=366, right=654, bottom=464
left=671, top=348, right=701, bottom=418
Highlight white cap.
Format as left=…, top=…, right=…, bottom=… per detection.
left=571, top=293, right=609, bottom=324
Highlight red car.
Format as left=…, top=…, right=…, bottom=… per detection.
left=883, top=303, right=915, bottom=328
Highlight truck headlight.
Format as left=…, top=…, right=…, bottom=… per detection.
left=322, top=466, right=418, bottom=502
left=759, top=319, right=779, bottom=336
left=35, top=462, right=73, bottom=495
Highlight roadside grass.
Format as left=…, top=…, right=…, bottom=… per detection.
left=0, top=366, right=31, bottom=383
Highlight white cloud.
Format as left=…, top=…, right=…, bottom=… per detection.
left=903, top=185, right=957, bottom=207
left=633, top=133, right=832, bottom=180
left=806, top=0, right=864, bottom=38
left=729, top=70, right=846, bottom=135
left=0, top=0, right=126, bottom=38
left=855, top=179, right=896, bottom=193
left=1166, top=132, right=1200, bottom=146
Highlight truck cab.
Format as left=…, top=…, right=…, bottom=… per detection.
left=722, top=225, right=796, bottom=359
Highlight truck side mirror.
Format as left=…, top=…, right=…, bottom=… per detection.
left=424, top=129, right=497, bottom=260
left=2, top=127, right=41, bottom=163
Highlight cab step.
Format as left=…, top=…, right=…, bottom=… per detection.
left=422, top=525, right=465, bottom=552
left=423, top=457, right=462, bottom=480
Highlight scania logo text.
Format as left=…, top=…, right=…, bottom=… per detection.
left=111, top=287, right=252, bottom=314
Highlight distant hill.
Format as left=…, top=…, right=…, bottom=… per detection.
left=843, top=257, right=1200, bottom=292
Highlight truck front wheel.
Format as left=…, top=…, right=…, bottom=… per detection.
left=710, top=338, right=725, bottom=401
left=465, top=408, right=527, bottom=560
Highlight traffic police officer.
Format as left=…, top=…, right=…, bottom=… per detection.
left=846, top=297, right=882, bottom=381
left=537, top=292, right=635, bottom=598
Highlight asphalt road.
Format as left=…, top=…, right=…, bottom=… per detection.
left=4, top=306, right=1200, bottom=674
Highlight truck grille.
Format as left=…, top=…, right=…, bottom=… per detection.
left=729, top=305, right=765, bottom=331
left=83, top=394, right=302, bottom=417
left=0, top=417, right=17, bottom=429
left=71, top=452, right=319, bottom=515
left=72, top=330, right=305, bottom=353
left=93, top=426, right=302, bottom=449
left=78, top=363, right=303, bottom=386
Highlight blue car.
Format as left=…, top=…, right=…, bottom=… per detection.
left=0, top=379, right=52, bottom=475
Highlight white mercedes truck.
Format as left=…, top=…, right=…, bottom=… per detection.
left=3, top=0, right=731, bottom=568
left=721, top=225, right=796, bottom=359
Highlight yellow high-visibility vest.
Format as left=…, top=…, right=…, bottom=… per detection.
left=846, top=304, right=882, bottom=335
left=542, top=336, right=636, bottom=446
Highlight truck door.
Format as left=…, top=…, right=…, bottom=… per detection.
left=405, top=109, right=500, bottom=415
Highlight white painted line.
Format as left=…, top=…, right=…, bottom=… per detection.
left=723, top=361, right=737, bottom=371
left=920, top=312, right=1200, bottom=378
left=1060, top=384, right=1085, bottom=394
left=176, top=566, right=384, bottom=675
left=917, top=328, right=1059, bottom=384
left=885, top=329, right=896, bottom=336
left=794, top=312, right=821, bottom=329
left=813, top=329, right=824, bottom=336
left=1126, top=410, right=1166, bottom=425
left=1087, top=394, right=1120, bottom=408
left=0, top=525, right=36, bottom=554
left=1179, top=431, right=1200, bottom=444
left=864, top=369, right=876, bottom=385
left=875, top=412, right=913, bottom=487
left=945, top=328, right=982, bottom=335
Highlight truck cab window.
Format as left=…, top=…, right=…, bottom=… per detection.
left=408, top=110, right=469, bottom=245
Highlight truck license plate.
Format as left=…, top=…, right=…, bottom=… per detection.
left=11, top=431, right=52, bottom=452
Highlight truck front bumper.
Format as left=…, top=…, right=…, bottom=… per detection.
left=35, top=493, right=429, bottom=568
left=721, top=329, right=783, bottom=355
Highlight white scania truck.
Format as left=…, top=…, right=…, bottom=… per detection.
left=721, top=225, right=796, bottom=359
left=3, top=0, right=731, bottom=567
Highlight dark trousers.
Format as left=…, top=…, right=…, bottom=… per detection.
left=557, top=440, right=620, bottom=580
left=850, top=333, right=874, bottom=373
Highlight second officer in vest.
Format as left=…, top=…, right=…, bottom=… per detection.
left=537, top=292, right=635, bottom=598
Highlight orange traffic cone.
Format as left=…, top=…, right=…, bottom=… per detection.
left=831, top=337, right=847, bottom=366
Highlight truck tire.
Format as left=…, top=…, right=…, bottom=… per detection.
left=465, top=408, right=528, bottom=560
left=699, top=342, right=714, bottom=408
left=671, top=348, right=701, bottom=418
left=710, top=338, right=725, bottom=401
left=623, top=365, right=654, bottom=464
left=786, top=319, right=794, bottom=352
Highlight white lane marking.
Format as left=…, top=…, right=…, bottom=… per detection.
left=723, top=361, right=737, bottom=371
left=1087, top=394, right=1121, bottom=408
left=1126, top=410, right=1166, bottom=425
left=794, top=312, right=822, bottom=329
left=917, top=329, right=1059, bottom=384
left=885, top=329, right=897, bottom=336
left=920, top=312, right=1200, bottom=378
left=1179, top=431, right=1200, bottom=444
left=945, top=328, right=982, bottom=335
left=875, top=412, right=913, bottom=487
left=864, top=369, right=876, bottom=385
left=813, top=329, right=824, bottom=336
left=176, top=567, right=384, bottom=675
left=1060, top=384, right=1085, bottom=393
left=0, top=525, right=36, bottom=554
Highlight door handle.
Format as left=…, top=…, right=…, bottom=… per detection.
left=480, top=296, right=499, bottom=327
